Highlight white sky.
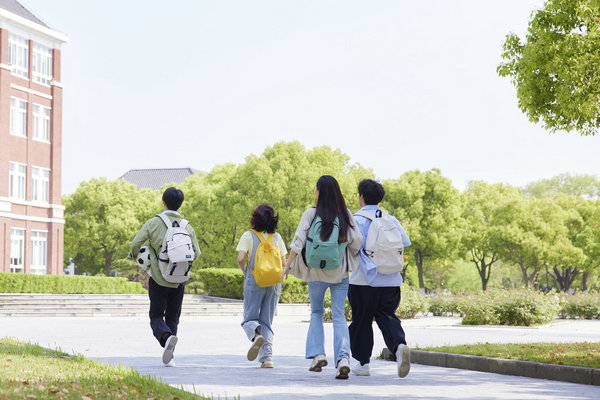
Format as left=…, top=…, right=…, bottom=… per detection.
left=21, top=0, right=600, bottom=195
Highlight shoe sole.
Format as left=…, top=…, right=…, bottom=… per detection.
left=352, top=370, right=370, bottom=376
left=309, top=358, right=328, bottom=372
left=398, top=345, right=410, bottom=378
left=261, top=363, right=274, bottom=368
left=162, top=336, right=178, bottom=364
left=247, top=336, right=265, bottom=361
left=336, top=365, right=350, bottom=379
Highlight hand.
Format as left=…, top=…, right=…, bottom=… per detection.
left=281, top=265, right=290, bottom=282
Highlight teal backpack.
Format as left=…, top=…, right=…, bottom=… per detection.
left=305, top=215, right=347, bottom=270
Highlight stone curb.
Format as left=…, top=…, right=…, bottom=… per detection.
left=386, top=349, right=600, bottom=386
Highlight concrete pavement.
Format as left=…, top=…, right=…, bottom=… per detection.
left=2, top=315, right=600, bottom=399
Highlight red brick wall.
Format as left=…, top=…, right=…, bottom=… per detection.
left=0, top=27, right=64, bottom=274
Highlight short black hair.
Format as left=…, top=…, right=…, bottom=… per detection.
left=162, top=187, right=184, bottom=211
left=358, top=179, right=385, bottom=205
left=250, top=204, right=279, bottom=233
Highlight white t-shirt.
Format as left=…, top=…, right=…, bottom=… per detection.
left=236, top=230, right=288, bottom=257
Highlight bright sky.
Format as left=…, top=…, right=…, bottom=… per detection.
left=22, top=0, right=600, bottom=195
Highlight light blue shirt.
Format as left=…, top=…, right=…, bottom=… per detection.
left=349, top=205, right=411, bottom=287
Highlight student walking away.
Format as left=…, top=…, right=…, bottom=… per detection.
left=281, top=175, right=362, bottom=379
left=236, top=204, right=287, bottom=368
left=349, top=179, right=411, bottom=378
left=129, top=187, right=200, bottom=367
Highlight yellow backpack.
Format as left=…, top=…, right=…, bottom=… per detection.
left=249, top=230, right=283, bottom=287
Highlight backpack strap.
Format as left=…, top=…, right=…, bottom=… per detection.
left=157, top=212, right=173, bottom=228
left=251, top=229, right=275, bottom=243
left=355, top=209, right=386, bottom=220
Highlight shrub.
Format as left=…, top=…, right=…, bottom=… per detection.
left=0, top=273, right=146, bottom=294
left=428, top=294, right=462, bottom=316
left=397, top=286, right=429, bottom=319
left=194, top=268, right=244, bottom=299
left=459, top=290, right=560, bottom=326
left=280, top=277, right=309, bottom=304
left=559, top=293, right=600, bottom=319
left=194, top=268, right=310, bottom=303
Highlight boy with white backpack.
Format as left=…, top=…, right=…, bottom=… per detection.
left=349, top=179, right=411, bottom=378
left=129, top=187, right=200, bottom=367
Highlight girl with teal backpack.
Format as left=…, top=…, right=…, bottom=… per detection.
left=281, top=175, right=363, bottom=379
left=236, top=204, right=287, bottom=369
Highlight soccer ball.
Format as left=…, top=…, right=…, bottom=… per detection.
left=136, top=246, right=151, bottom=268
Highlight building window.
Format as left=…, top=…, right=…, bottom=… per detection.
left=31, top=231, right=48, bottom=275
left=33, top=104, right=51, bottom=142
left=9, top=162, right=27, bottom=200
left=10, top=97, right=27, bottom=137
left=32, top=167, right=50, bottom=203
left=10, top=228, right=25, bottom=273
left=8, top=33, right=29, bottom=79
left=32, top=43, right=53, bottom=85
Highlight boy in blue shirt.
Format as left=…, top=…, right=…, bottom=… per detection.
left=349, top=179, right=411, bottom=377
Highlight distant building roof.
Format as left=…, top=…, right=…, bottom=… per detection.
left=119, top=168, right=200, bottom=191
left=0, top=0, right=48, bottom=27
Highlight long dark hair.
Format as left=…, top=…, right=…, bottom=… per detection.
left=315, top=175, right=352, bottom=242
left=250, top=204, right=278, bottom=233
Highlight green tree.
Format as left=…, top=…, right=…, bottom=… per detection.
left=461, top=181, right=522, bottom=290
left=181, top=141, right=372, bottom=269
left=524, top=173, right=600, bottom=199
left=382, top=169, right=463, bottom=291
left=498, top=0, right=600, bottom=135
left=63, top=178, right=157, bottom=276
left=573, top=199, right=600, bottom=290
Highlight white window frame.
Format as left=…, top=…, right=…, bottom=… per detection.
left=32, top=166, right=50, bottom=203
left=33, top=104, right=51, bottom=142
left=9, top=162, right=27, bottom=200
left=32, top=43, right=52, bottom=85
left=8, top=33, right=29, bottom=79
left=30, top=230, right=48, bottom=275
left=10, top=228, right=25, bottom=273
left=10, top=97, right=27, bottom=138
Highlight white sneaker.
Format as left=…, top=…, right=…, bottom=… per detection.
left=396, top=344, right=410, bottom=378
left=261, top=358, right=274, bottom=368
left=247, top=335, right=265, bottom=361
left=164, top=359, right=176, bottom=367
left=162, top=335, right=178, bottom=364
left=352, top=362, right=370, bottom=376
left=309, top=354, right=328, bottom=372
left=336, top=358, right=350, bottom=379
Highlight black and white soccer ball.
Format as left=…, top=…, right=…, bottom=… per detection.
left=136, top=246, right=151, bottom=268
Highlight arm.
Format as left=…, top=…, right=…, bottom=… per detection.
left=281, top=251, right=298, bottom=281
left=129, top=221, right=150, bottom=259
left=237, top=251, right=247, bottom=273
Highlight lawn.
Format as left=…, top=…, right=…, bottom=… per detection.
left=418, top=342, right=600, bottom=369
left=0, top=337, right=212, bottom=400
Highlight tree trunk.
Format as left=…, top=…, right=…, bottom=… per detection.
left=414, top=248, right=425, bottom=290
left=472, top=252, right=495, bottom=292
left=582, top=271, right=589, bottom=292
left=552, top=266, right=580, bottom=292
left=104, top=250, right=113, bottom=277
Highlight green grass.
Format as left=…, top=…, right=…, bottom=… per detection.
left=0, top=337, right=212, bottom=400
left=417, top=342, right=600, bottom=369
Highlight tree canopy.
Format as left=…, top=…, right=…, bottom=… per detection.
left=498, top=0, right=600, bottom=135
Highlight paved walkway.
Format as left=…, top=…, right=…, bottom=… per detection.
left=2, top=315, right=600, bottom=399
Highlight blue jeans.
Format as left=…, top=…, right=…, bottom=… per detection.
left=306, top=278, right=350, bottom=367
left=241, top=269, right=281, bottom=362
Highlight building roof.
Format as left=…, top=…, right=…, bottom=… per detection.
left=119, top=168, right=200, bottom=191
left=0, top=0, right=47, bottom=27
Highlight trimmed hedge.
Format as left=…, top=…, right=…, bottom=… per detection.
left=193, top=268, right=309, bottom=303
left=0, top=273, right=146, bottom=294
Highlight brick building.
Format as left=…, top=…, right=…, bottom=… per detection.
left=0, top=0, right=67, bottom=274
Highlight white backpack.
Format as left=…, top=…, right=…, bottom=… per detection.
left=157, top=213, right=195, bottom=283
left=355, top=209, right=405, bottom=274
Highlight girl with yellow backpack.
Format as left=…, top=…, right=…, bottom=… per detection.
left=236, top=204, right=287, bottom=368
